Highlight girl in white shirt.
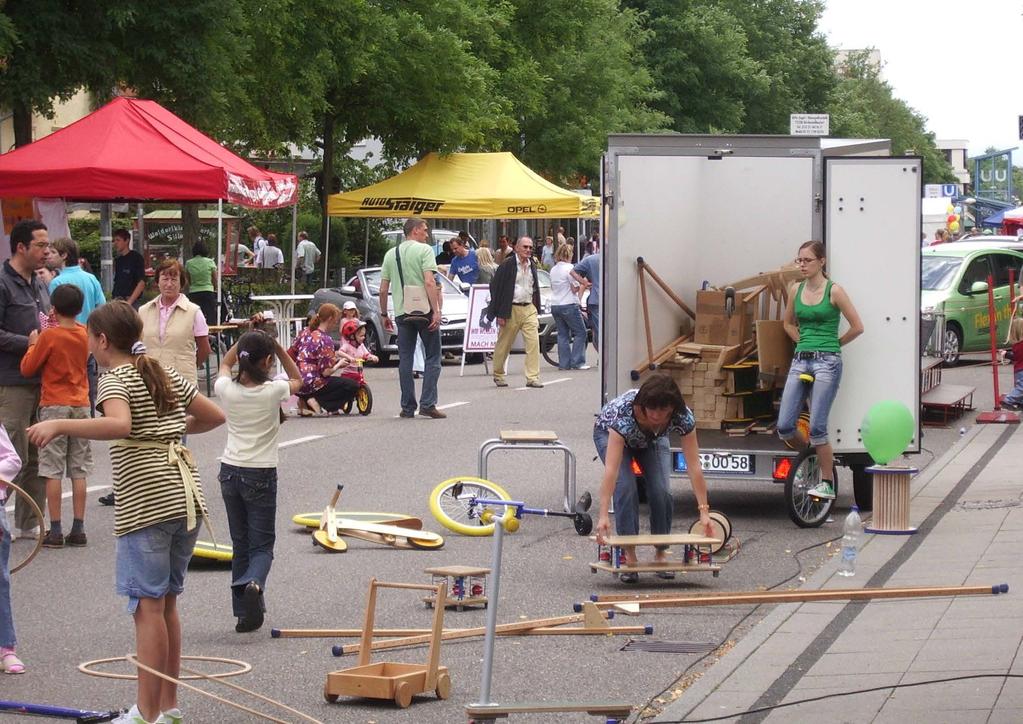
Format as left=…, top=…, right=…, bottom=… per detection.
left=215, top=329, right=302, bottom=633
left=548, top=244, right=590, bottom=370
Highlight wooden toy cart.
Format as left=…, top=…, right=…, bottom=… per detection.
left=325, top=578, right=452, bottom=708
left=424, top=565, right=490, bottom=610
left=590, top=533, right=723, bottom=578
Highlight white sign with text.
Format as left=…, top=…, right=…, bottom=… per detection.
left=789, top=113, right=830, bottom=136
left=463, top=284, right=498, bottom=352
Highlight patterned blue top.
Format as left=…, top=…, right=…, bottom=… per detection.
left=594, top=389, right=696, bottom=449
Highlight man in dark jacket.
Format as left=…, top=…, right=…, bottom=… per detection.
left=486, top=236, right=543, bottom=388
left=0, top=219, right=51, bottom=537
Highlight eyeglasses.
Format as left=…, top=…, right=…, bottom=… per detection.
left=794, top=257, right=819, bottom=265
left=30, top=242, right=51, bottom=249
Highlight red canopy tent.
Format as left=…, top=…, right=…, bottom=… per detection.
left=0, top=96, right=301, bottom=307
left=0, top=96, right=297, bottom=207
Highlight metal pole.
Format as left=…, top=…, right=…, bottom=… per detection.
left=364, top=219, right=370, bottom=269
left=290, top=203, right=298, bottom=294
left=474, top=515, right=505, bottom=707
left=216, top=199, right=223, bottom=325
left=99, top=203, right=113, bottom=293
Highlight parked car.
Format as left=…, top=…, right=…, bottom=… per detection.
left=310, top=267, right=469, bottom=363
left=381, top=228, right=477, bottom=258
left=922, top=242, right=1023, bottom=364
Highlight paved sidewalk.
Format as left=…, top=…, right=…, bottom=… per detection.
left=655, top=423, right=1023, bottom=723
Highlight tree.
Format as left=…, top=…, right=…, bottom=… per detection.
left=629, top=0, right=834, bottom=135
left=490, top=0, right=667, bottom=185
left=828, top=51, right=955, bottom=184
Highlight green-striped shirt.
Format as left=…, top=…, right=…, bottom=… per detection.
left=97, top=363, right=206, bottom=536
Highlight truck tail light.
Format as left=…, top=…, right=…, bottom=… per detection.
left=773, top=458, right=792, bottom=481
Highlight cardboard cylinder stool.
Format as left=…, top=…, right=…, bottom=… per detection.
left=863, top=465, right=918, bottom=535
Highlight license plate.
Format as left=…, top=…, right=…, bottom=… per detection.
left=674, top=452, right=755, bottom=475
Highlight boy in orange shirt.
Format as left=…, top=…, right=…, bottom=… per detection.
left=19, top=285, right=92, bottom=548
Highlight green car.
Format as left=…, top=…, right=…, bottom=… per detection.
left=922, top=242, right=1023, bottom=364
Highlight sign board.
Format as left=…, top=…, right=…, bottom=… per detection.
left=463, top=284, right=498, bottom=352
left=924, top=184, right=958, bottom=198
left=789, top=113, right=829, bottom=136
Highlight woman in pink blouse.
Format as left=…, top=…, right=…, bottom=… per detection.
left=290, top=304, right=357, bottom=415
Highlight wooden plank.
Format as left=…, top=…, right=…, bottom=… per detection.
left=724, top=267, right=801, bottom=293
left=334, top=610, right=612, bottom=655
left=590, top=562, right=720, bottom=574
left=424, top=565, right=491, bottom=577
left=921, top=384, right=976, bottom=406
left=678, top=342, right=727, bottom=355
left=587, top=584, right=1009, bottom=611
left=465, top=703, right=634, bottom=717
left=601, top=533, right=719, bottom=546
left=499, top=430, right=559, bottom=442
left=633, top=333, right=692, bottom=377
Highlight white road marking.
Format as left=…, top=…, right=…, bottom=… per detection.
left=279, top=435, right=324, bottom=449
left=515, top=377, right=571, bottom=390
left=436, top=401, right=470, bottom=410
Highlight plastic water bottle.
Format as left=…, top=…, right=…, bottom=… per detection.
left=838, top=505, right=862, bottom=577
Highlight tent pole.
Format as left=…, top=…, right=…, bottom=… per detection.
left=324, top=216, right=331, bottom=287
left=216, top=199, right=223, bottom=325
left=290, top=203, right=298, bottom=295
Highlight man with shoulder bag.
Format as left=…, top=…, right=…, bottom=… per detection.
left=379, top=217, right=446, bottom=419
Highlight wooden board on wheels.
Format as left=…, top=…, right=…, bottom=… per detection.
left=292, top=511, right=423, bottom=530
left=336, top=519, right=444, bottom=550
left=591, top=533, right=724, bottom=579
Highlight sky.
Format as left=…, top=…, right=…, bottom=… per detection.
left=818, top=0, right=1022, bottom=157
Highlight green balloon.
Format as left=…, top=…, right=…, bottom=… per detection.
left=861, top=400, right=915, bottom=464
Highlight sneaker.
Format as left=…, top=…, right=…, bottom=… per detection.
left=1001, top=401, right=1021, bottom=411
left=98, top=492, right=115, bottom=506
left=112, top=705, right=148, bottom=724
left=807, top=481, right=836, bottom=500
left=17, top=526, right=39, bottom=540
left=619, top=572, right=639, bottom=584
left=66, top=531, right=88, bottom=547
left=574, top=364, right=592, bottom=370
left=156, top=707, right=183, bottom=724
left=418, top=406, right=447, bottom=419
left=494, top=378, right=508, bottom=388
left=525, top=380, right=544, bottom=388
left=399, top=410, right=416, bottom=418
left=42, top=529, right=64, bottom=548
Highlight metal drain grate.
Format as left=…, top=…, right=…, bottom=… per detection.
left=620, top=640, right=718, bottom=654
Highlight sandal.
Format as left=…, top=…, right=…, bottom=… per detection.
left=1, top=648, right=25, bottom=674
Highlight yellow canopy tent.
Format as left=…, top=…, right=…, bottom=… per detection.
left=327, top=151, right=599, bottom=218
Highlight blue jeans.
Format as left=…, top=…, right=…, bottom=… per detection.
left=0, top=505, right=15, bottom=647
left=551, top=304, right=588, bottom=369
left=219, top=464, right=277, bottom=618
left=115, top=518, right=198, bottom=613
left=593, top=427, right=673, bottom=537
left=396, top=320, right=441, bottom=413
left=586, top=304, right=599, bottom=351
left=1003, top=370, right=1023, bottom=405
left=777, top=353, right=843, bottom=446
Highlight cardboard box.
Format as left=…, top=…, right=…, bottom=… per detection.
left=756, top=319, right=793, bottom=388
left=695, top=291, right=753, bottom=346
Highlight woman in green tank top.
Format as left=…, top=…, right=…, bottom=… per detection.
left=777, top=241, right=864, bottom=502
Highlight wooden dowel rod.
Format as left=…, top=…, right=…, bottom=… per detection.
left=638, top=262, right=655, bottom=370
left=333, top=612, right=606, bottom=655
left=518, top=625, right=650, bottom=635
left=639, top=260, right=696, bottom=318
left=588, top=584, right=1008, bottom=611
left=373, top=581, right=441, bottom=592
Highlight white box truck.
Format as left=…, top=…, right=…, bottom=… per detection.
left=602, top=134, right=922, bottom=526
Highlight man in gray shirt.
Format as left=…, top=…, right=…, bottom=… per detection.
left=0, top=219, right=52, bottom=538
left=572, top=251, right=600, bottom=352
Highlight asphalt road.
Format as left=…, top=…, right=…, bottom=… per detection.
left=2, top=351, right=1002, bottom=723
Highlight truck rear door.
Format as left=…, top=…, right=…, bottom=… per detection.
left=824, top=157, right=922, bottom=456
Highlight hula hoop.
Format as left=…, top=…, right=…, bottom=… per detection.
left=6, top=481, right=43, bottom=574
left=78, top=654, right=251, bottom=681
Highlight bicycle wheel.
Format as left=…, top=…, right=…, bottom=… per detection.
left=784, top=448, right=837, bottom=528
left=356, top=385, right=372, bottom=415
left=429, top=477, right=512, bottom=536
left=540, top=327, right=559, bottom=368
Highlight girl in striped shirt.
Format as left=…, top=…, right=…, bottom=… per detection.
left=28, top=301, right=225, bottom=724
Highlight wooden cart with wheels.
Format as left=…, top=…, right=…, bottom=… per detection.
left=325, top=578, right=451, bottom=709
